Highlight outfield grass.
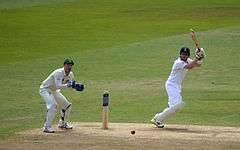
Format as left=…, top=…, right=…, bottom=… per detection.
left=0, top=0, right=240, bottom=138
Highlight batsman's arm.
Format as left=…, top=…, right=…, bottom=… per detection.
left=184, top=59, right=201, bottom=69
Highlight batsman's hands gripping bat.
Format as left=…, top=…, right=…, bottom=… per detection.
left=190, top=28, right=206, bottom=61
left=195, top=48, right=206, bottom=61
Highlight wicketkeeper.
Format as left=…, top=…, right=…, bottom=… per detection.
left=39, top=58, right=84, bottom=133
left=151, top=47, right=205, bottom=128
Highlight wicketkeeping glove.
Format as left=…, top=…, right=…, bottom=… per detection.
left=195, top=48, right=206, bottom=61
left=68, top=81, right=84, bottom=92
left=75, top=83, right=84, bottom=91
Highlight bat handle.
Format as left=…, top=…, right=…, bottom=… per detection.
left=196, top=44, right=200, bottom=51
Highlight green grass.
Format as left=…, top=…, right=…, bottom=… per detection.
left=0, top=0, right=240, bottom=138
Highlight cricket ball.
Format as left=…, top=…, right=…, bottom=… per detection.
left=131, top=130, right=135, bottom=135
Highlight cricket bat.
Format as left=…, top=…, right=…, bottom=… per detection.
left=190, top=28, right=200, bottom=51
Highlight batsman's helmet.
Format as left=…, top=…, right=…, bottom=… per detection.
left=64, top=58, right=74, bottom=65
left=179, top=47, right=190, bottom=56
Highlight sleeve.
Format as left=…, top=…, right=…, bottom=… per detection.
left=173, top=60, right=187, bottom=70
left=54, top=72, right=68, bottom=89
left=187, top=58, right=193, bottom=63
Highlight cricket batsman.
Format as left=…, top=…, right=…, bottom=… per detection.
left=151, top=47, right=205, bottom=128
left=39, top=58, right=84, bottom=133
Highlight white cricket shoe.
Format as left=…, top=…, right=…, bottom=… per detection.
left=150, top=118, right=165, bottom=128
left=43, top=126, right=55, bottom=133
left=58, top=121, right=73, bottom=129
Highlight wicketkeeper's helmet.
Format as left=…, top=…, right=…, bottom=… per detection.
left=179, top=47, right=190, bottom=56
left=64, top=58, right=74, bottom=65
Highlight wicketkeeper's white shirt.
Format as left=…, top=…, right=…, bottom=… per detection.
left=40, top=67, right=74, bottom=92
left=166, top=58, right=193, bottom=89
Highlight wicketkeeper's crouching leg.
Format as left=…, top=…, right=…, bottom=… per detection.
left=53, top=91, right=73, bottom=129
left=58, top=104, right=73, bottom=129
left=40, top=90, right=57, bottom=133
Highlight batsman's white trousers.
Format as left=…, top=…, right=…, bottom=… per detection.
left=155, top=81, right=185, bottom=122
left=165, top=81, right=183, bottom=107
left=39, top=88, right=71, bottom=127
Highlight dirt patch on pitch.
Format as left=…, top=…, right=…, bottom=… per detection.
left=1, top=122, right=240, bottom=150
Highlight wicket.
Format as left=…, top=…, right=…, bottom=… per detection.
left=102, top=91, right=109, bottom=129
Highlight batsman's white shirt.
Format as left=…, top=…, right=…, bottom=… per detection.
left=40, top=67, right=74, bottom=92
left=165, top=58, right=192, bottom=107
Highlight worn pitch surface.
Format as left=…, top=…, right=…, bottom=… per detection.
left=1, top=122, right=240, bottom=150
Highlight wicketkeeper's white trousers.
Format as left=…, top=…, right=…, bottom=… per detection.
left=39, top=88, right=71, bottom=127
left=154, top=81, right=185, bottom=122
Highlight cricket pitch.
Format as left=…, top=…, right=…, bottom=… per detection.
left=1, top=122, right=240, bottom=150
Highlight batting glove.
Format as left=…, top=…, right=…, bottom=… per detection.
left=195, top=48, right=206, bottom=60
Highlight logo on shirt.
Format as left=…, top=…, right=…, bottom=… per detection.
left=62, top=75, right=69, bottom=84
